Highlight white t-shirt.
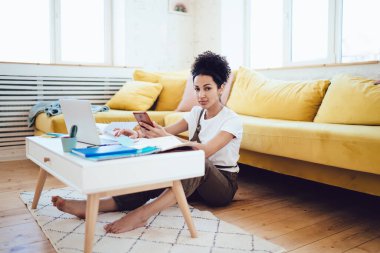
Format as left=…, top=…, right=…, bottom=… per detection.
left=183, top=106, right=243, bottom=172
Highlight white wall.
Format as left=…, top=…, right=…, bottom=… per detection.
left=193, top=0, right=221, bottom=56
left=258, top=63, right=380, bottom=81
left=193, top=0, right=245, bottom=69
left=119, top=0, right=194, bottom=71
left=114, top=0, right=245, bottom=71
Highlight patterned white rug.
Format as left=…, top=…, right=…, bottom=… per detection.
left=20, top=188, right=285, bottom=253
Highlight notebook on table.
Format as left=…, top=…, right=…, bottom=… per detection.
left=72, top=145, right=137, bottom=157
left=71, top=145, right=159, bottom=161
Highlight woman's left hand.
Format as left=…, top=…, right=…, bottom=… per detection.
left=139, top=121, right=170, bottom=138
left=184, top=141, right=201, bottom=150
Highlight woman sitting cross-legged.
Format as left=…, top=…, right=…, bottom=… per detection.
left=51, top=51, right=243, bottom=234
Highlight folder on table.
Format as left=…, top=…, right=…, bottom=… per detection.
left=72, top=145, right=139, bottom=158
left=85, top=146, right=159, bottom=161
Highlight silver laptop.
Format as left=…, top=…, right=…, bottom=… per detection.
left=60, top=99, right=117, bottom=145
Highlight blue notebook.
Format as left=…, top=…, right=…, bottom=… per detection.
left=72, top=145, right=138, bottom=158
left=86, top=146, right=159, bottom=161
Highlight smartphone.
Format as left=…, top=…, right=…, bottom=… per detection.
left=133, top=112, right=154, bottom=129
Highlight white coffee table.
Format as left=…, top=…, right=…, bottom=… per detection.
left=26, top=137, right=205, bottom=253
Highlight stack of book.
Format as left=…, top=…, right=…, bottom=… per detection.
left=71, top=136, right=195, bottom=161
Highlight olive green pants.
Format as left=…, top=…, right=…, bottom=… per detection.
left=113, top=159, right=238, bottom=210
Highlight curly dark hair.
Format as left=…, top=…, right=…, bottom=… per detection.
left=191, top=51, right=231, bottom=88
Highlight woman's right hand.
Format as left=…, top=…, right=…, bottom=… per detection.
left=139, top=121, right=169, bottom=138
left=113, top=128, right=139, bottom=139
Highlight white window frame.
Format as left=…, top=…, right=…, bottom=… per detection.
left=247, top=0, right=351, bottom=69
left=333, top=0, right=343, bottom=63
left=50, top=0, right=112, bottom=65
left=284, top=0, right=338, bottom=66
left=243, top=0, right=252, bottom=68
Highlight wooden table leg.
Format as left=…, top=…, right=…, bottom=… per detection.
left=172, top=180, right=197, bottom=238
left=84, top=193, right=100, bottom=253
left=31, top=168, right=48, bottom=209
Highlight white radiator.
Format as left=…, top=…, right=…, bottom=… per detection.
left=0, top=67, right=132, bottom=161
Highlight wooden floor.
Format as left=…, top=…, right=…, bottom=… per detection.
left=1, top=160, right=380, bottom=253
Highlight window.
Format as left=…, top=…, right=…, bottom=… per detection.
left=341, top=0, right=380, bottom=62
left=250, top=0, right=283, bottom=69
left=0, top=0, right=111, bottom=65
left=221, top=0, right=245, bottom=70
left=0, top=0, right=50, bottom=63
left=291, top=0, right=329, bottom=63
left=59, top=0, right=108, bottom=64
left=250, top=0, right=380, bottom=68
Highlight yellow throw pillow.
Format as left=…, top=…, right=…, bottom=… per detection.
left=106, top=81, right=163, bottom=111
left=226, top=67, right=330, bottom=121
left=155, top=76, right=187, bottom=111
left=314, top=74, right=380, bottom=125
left=133, top=70, right=161, bottom=83
left=133, top=69, right=189, bottom=83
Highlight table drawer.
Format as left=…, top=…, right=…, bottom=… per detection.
left=27, top=140, right=82, bottom=186
left=28, top=139, right=60, bottom=165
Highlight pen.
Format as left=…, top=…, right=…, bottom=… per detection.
left=86, top=144, right=118, bottom=148
left=46, top=132, right=66, bottom=137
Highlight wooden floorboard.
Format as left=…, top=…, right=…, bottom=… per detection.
left=1, top=160, right=380, bottom=252
left=345, top=236, right=380, bottom=253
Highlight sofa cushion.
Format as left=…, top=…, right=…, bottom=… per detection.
left=220, top=70, right=236, bottom=105
left=35, top=110, right=173, bottom=134
left=164, top=111, right=380, bottom=175
left=175, top=76, right=198, bottom=112
left=94, top=110, right=172, bottom=126
left=155, top=76, right=187, bottom=111
left=226, top=67, right=330, bottom=121
left=314, top=74, right=380, bottom=125
left=240, top=115, right=380, bottom=175
left=133, top=70, right=161, bottom=83
left=133, top=69, right=189, bottom=83
left=164, top=112, right=189, bottom=137
left=35, top=113, right=67, bottom=134
left=175, top=71, right=236, bottom=112
left=106, top=81, right=162, bottom=111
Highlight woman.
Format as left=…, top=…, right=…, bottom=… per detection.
left=52, top=51, right=243, bottom=234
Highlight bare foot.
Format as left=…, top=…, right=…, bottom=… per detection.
left=104, top=210, right=147, bottom=234
left=51, top=196, right=86, bottom=219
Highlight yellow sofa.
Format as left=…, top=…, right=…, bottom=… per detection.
left=34, top=68, right=380, bottom=196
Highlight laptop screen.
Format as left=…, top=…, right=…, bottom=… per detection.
left=60, top=99, right=103, bottom=145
